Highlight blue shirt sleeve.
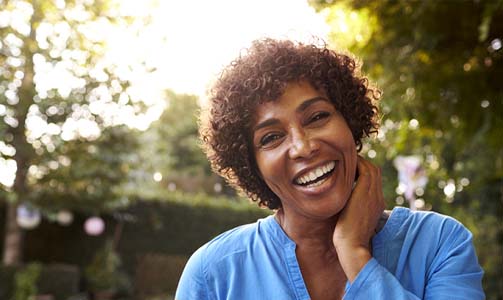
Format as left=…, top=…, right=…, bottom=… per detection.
left=344, top=217, right=484, bottom=299
left=344, top=258, right=419, bottom=299
left=423, top=219, right=484, bottom=299
left=175, top=246, right=209, bottom=300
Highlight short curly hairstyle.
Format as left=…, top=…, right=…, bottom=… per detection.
left=200, top=38, right=380, bottom=210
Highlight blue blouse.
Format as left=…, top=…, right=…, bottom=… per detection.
left=175, top=207, right=484, bottom=299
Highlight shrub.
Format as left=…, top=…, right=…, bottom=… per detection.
left=134, top=253, right=188, bottom=299
left=13, top=262, right=42, bottom=300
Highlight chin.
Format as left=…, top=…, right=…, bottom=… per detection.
left=306, top=198, right=347, bottom=220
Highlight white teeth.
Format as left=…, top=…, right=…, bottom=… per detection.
left=306, top=178, right=324, bottom=188
left=295, top=161, right=336, bottom=186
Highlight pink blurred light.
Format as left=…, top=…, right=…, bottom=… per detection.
left=84, top=216, right=105, bottom=236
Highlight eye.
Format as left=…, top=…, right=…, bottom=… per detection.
left=259, top=132, right=283, bottom=147
left=308, top=111, right=330, bottom=124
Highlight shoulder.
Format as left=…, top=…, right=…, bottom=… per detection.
left=383, top=208, right=483, bottom=297
left=365, top=208, right=484, bottom=299
left=176, top=216, right=273, bottom=299
left=185, top=215, right=273, bottom=270
left=383, top=206, right=469, bottom=237
left=381, top=207, right=472, bottom=253
left=206, top=216, right=271, bottom=256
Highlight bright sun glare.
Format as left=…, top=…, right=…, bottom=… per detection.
left=95, top=0, right=329, bottom=126
left=149, top=0, right=329, bottom=95
left=92, top=0, right=329, bottom=127
left=0, top=0, right=329, bottom=187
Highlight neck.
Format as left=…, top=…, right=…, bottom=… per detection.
left=275, top=208, right=338, bottom=254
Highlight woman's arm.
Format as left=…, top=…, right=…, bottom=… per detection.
left=343, top=218, right=484, bottom=299
left=332, top=156, right=385, bottom=282
left=333, top=157, right=484, bottom=299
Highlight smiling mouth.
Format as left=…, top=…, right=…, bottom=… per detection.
left=294, top=161, right=336, bottom=188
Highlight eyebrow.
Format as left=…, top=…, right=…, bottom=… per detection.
left=252, top=96, right=330, bottom=133
left=296, top=96, right=329, bottom=113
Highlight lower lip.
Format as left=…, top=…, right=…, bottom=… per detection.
left=294, top=162, right=338, bottom=196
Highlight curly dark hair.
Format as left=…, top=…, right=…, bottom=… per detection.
left=200, top=38, right=380, bottom=210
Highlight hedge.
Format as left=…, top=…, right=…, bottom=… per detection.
left=0, top=192, right=271, bottom=297
left=0, top=263, right=80, bottom=300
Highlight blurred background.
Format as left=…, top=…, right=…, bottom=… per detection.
left=0, top=0, right=501, bottom=299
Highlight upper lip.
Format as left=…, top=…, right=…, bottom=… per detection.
left=292, top=160, right=337, bottom=184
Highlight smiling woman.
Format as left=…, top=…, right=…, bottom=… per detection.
left=200, top=38, right=378, bottom=211
left=252, top=82, right=357, bottom=221
left=175, top=39, right=485, bottom=300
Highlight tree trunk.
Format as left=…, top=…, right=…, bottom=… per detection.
left=2, top=6, right=38, bottom=266
left=2, top=202, right=22, bottom=265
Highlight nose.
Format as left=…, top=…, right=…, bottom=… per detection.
left=288, top=128, right=318, bottom=160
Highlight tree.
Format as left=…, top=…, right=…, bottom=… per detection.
left=152, top=91, right=209, bottom=177
left=0, top=0, right=149, bottom=265
left=310, top=0, right=502, bottom=298
left=130, top=91, right=234, bottom=198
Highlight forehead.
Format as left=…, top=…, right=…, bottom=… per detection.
left=253, top=81, right=328, bottom=120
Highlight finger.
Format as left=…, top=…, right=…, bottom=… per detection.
left=356, top=156, right=372, bottom=191
left=360, top=158, right=384, bottom=208
left=372, top=165, right=381, bottom=196
left=377, top=167, right=384, bottom=202
left=360, top=156, right=383, bottom=194
left=358, top=155, right=379, bottom=177
left=373, top=166, right=385, bottom=212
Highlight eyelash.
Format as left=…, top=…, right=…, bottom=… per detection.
left=258, top=111, right=331, bottom=147
left=308, top=111, right=330, bottom=124
left=259, top=132, right=283, bottom=146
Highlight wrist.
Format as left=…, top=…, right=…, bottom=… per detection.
left=333, top=237, right=371, bottom=253
left=336, top=245, right=372, bottom=282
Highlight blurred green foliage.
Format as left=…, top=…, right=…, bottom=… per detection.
left=0, top=0, right=148, bottom=264
left=0, top=193, right=269, bottom=297
left=13, top=262, right=41, bottom=300
left=0, top=0, right=144, bottom=207
left=85, top=239, right=131, bottom=295
left=0, top=263, right=87, bottom=300
left=310, top=0, right=502, bottom=298
left=33, top=125, right=139, bottom=212
left=127, top=91, right=235, bottom=198
left=18, top=192, right=269, bottom=268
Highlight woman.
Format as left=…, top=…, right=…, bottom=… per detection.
left=175, top=39, right=484, bottom=299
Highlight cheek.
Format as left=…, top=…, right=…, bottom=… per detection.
left=348, top=141, right=357, bottom=162
left=333, top=129, right=357, bottom=179
left=255, top=152, right=284, bottom=192
left=255, top=152, right=272, bottom=180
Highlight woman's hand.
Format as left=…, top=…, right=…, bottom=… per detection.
left=333, top=156, right=385, bottom=282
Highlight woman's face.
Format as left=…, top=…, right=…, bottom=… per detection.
left=252, top=81, right=357, bottom=220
